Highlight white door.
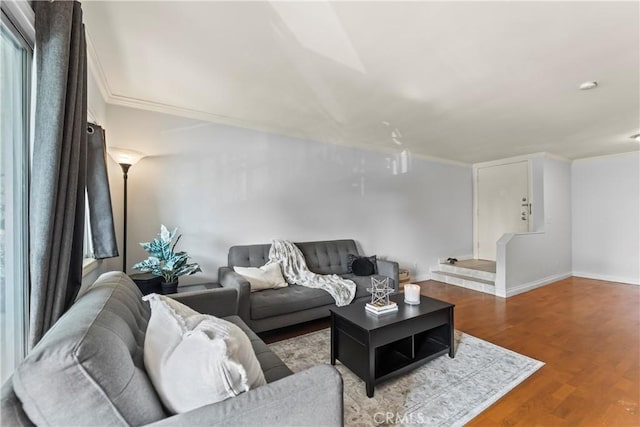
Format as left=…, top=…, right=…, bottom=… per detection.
left=477, top=161, right=530, bottom=260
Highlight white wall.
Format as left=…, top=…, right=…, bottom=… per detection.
left=87, top=66, right=107, bottom=128
left=104, top=105, right=473, bottom=284
left=572, top=152, right=640, bottom=285
left=496, top=155, right=573, bottom=296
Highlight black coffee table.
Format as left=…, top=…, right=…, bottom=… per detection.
left=330, top=293, right=454, bottom=397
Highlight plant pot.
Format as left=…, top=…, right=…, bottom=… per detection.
left=161, top=280, right=178, bottom=295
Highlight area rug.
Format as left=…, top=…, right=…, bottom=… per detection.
left=268, top=329, right=544, bottom=426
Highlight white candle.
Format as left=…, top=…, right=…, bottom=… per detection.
left=404, top=284, right=420, bottom=304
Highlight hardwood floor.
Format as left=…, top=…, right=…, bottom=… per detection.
left=418, top=277, right=639, bottom=426
left=261, top=277, right=640, bottom=426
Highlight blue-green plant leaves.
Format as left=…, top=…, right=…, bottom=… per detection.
left=133, top=225, right=202, bottom=282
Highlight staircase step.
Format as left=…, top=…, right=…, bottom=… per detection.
left=438, top=263, right=497, bottom=281
left=430, top=270, right=495, bottom=295
left=431, top=270, right=494, bottom=285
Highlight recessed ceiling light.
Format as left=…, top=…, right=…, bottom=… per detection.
left=631, top=133, right=640, bottom=142
left=579, top=81, right=598, bottom=90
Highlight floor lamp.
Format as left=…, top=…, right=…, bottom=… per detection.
left=108, top=147, right=145, bottom=272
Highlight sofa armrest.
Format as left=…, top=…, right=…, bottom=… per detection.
left=377, top=259, right=400, bottom=292
left=144, top=365, right=343, bottom=427
left=218, top=267, right=251, bottom=323
left=169, top=288, right=238, bottom=318
left=2, top=378, right=35, bottom=427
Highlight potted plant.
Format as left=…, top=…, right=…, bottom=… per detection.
left=133, top=225, right=202, bottom=294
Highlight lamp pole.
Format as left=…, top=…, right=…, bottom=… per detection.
left=119, top=163, right=131, bottom=272
left=108, top=147, right=145, bottom=274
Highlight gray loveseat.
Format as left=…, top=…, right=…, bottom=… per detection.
left=219, top=239, right=399, bottom=333
left=1, top=272, right=343, bottom=427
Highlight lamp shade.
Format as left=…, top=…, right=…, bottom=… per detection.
left=108, top=147, right=145, bottom=166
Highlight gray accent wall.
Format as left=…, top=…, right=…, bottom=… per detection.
left=104, top=105, right=473, bottom=284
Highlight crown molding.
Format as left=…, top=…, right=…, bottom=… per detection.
left=106, top=93, right=283, bottom=133
left=103, top=89, right=473, bottom=168
left=408, top=151, right=471, bottom=168
left=473, top=153, right=542, bottom=169
left=85, top=73, right=572, bottom=170
left=309, top=138, right=472, bottom=168
left=543, top=152, right=572, bottom=163
left=572, top=150, right=640, bottom=163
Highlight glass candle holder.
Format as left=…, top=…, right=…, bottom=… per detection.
left=404, top=284, right=421, bottom=305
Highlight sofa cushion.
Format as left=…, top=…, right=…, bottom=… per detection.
left=297, top=240, right=358, bottom=275
left=13, top=272, right=165, bottom=427
left=234, top=262, right=288, bottom=292
left=250, top=285, right=335, bottom=320
left=229, top=240, right=359, bottom=276
left=228, top=244, right=271, bottom=268
left=224, top=316, right=293, bottom=383
left=250, top=274, right=388, bottom=320
left=143, top=294, right=266, bottom=413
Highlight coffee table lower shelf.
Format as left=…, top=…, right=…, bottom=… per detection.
left=375, top=338, right=449, bottom=381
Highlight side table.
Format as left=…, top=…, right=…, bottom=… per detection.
left=130, top=272, right=161, bottom=295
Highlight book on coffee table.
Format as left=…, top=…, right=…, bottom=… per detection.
left=365, top=301, right=398, bottom=315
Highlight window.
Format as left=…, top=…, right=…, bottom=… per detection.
left=83, top=197, right=94, bottom=259
left=82, top=195, right=99, bottom=276
left=1, top=4, right=33, bottom=383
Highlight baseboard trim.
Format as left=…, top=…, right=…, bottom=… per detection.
left=412, top=273, right=432, bottom=282
left=572, top=272, right=639, bottom=286
left=502, top=272, right=572, bottom=297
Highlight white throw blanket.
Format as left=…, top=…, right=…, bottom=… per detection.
left=267, top=240, right=356, bottom=307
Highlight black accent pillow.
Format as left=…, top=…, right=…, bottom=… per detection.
left=347, top=254, right=378, bottom=276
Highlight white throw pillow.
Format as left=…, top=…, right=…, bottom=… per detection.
left=142, top=294, right=266, bottom=413
left=234, top=262, right=288, bottom=292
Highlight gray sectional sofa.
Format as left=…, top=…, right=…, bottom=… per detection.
left=219, top=239, right=399, bottom=333
left=1, top=272, right=343, bottom=427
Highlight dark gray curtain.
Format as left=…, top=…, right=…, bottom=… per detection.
left=29, top=1, right=88, bottom=348
left=86, top=124, right=118, bottom=259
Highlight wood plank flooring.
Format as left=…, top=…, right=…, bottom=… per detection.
left=419, top=277, right=639, bottom=426
left=261, top=277, right=640, bottom=426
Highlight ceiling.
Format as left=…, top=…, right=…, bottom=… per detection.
left=83, top=1, right=640, bottom=164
